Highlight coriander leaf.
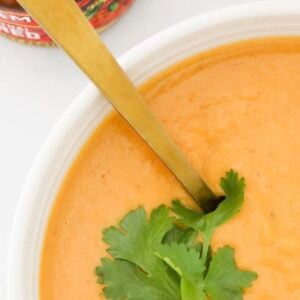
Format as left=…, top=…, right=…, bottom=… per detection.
left=206, top=169, right=246, bottom=229
left=99, top=205, right=180, bottom=299
left=103, top=205, right=174, bottom=274
left=171, top=199, right=200, bottom=227
left=163, top=225, right=198, bottom=248
left=97, top=170, right=257, bottom=300
left=163, top=225, right=203, bottom=258
left=172, top=200, right=204, bottom=225
left=173, top=170, right=245, bottom=233
left=97, top=258, right=177, bottom=300
left=156, top=243, right=206, bottom=300
left=204, top=246, right=257, bottom=300
left=172, top=170, right=245, bottom=262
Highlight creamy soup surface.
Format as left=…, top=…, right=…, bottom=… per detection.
left=40, top=38, right=300, bottom=300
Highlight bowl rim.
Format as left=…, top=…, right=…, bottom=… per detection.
left=7, top=0, right=300, bottom=299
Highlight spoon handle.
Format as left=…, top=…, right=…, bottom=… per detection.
left=18, top=0, right=215, bottom=210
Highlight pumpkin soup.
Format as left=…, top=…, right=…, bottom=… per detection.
left=40, top=37, right=300, bottom=299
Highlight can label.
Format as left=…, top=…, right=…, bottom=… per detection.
left=0, top=0, right=134, bottom=45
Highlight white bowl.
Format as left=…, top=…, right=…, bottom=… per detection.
left=7, top=1, right=300, bottom=299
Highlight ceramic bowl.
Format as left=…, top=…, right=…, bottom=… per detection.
left=7, top=1, right=300, bottom=299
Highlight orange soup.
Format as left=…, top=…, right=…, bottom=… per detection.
left=40, top=37, right=300, bottom=299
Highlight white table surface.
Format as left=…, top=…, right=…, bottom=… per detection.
left=0, top=0, right=263, bottom=298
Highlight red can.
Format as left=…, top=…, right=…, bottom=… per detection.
left=0, top=0, right=134, bottom=45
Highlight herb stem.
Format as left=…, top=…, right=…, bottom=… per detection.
left=201, top=231, right=212, bottom=266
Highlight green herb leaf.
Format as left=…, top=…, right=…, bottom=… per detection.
left=97, top=170, right=257, bottom=300
left=172, top=170, right=245, bottom=263
left=173, top=170, right=245, bottom=233
left=100, top=205, right=180, bottom=299
left=163, top=225, right=198, bottom=248
left=204, top=169, right=246, bottom=229
left=97, top=258, right=178, bottom=300
left=204, top=246, right=258, bottom=300
left=156, top=243, right=206, bottom=300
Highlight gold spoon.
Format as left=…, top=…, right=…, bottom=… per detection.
left=18, top=0, right=217, bottom=211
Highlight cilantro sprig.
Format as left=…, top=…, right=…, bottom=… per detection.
left=96, top=170, right=257, bottom=300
